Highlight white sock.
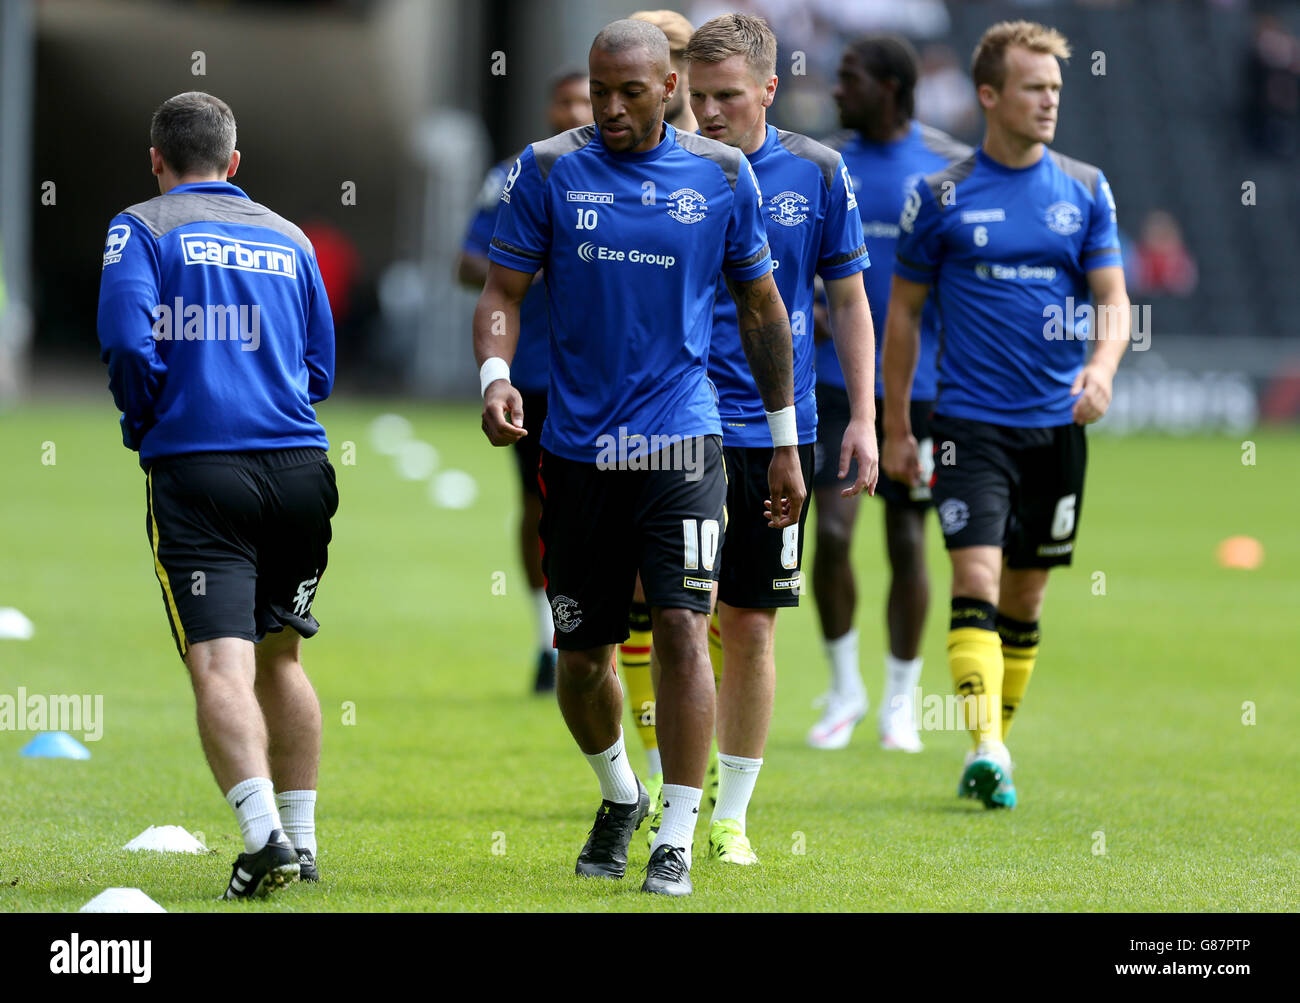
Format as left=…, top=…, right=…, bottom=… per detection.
left=825, top=629, right=864, bottom=697
left=645, top=748, right=662, bottom=777
left=712, top=753, right=762, bottom=828
left=583, top=733, right=639, bottom=804
left=276, top=789, right=317, bottom=855
left=653, top=783, right=702, bottom=867
left=883, top=654, right=923, bottom=715
left=226, top=777, right=282, bottom=853
left=532, top=588, right=554, bottom=654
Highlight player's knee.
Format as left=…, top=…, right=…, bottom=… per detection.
left=950, top=563, right=999, bottom=603
left=650, top=607, right=705, bottom=666
left=1000, top=573, right=1048, bottom=621
left=814, top=520, right=852, bottom=564
left=718, top=606, right=775, bottom=661
left=556, top=649, right=610, bottom=689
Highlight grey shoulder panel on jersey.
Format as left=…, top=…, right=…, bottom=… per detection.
left=531, top=125, right=596, bottom=182
left=923, top=152, right=978, bottom=209
left=820, top=129, right=855, bottom=153
left=776, top=130, right=841, bottom=191
left=1048, top=150, right=1101, bottom=197
left=674, top=129, right=743, bottom=189
left=916, top=123, right=973, bottom=164
left=122, top=194, right=313, bottom=254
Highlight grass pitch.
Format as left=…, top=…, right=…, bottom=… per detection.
left=0, top=398, right=1296, bottom=912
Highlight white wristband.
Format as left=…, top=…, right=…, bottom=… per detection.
left=479, top=357, right=510, bottom=398
left=765, top=405, right=798, bottom=447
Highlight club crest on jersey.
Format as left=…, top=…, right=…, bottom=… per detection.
left=103, top=224, right=131, bottom=267
left=1044, top=201, right=1083, bottom=236
left=768, top=191, right=809, bottom=227
left=551, top=595, right=583, bottom=633
left=666, top=187, right=708, bottom=224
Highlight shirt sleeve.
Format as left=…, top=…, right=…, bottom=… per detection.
left=487, top=148, right=550, bottom=276
left=305, top=255, right=335, bottom=404
left=1082, top=169, right=1123, bottom=272
left=721, top=156, right=773, bottom=282
left=817, top=156, right=870, bottom=280
left=893, top=178, right=945, bottom=285
left=96, top=214, right=165, bottom=451
left=462, top=163, right=507, bottom=257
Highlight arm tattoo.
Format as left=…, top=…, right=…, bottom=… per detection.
left=728, top=275, right=794, bottom=412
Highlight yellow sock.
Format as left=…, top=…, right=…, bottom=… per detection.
left=997, top=614, right=1040, bottom=740
left=621, top=603, right=657, bottom=761
left=947, top=599, right=1002, bottom=748
left=707, top=608, right=723, bottom=690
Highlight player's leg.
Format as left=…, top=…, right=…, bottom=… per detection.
left=879, top=504, right=928, bottom=750
left=877, top=398, right=936, bottom=752
left=808, top=384, right=866, bottom=748
left=712, top=603, right=774, bottom=864
left=997, top=421, right=1086, bottom=751
left=930, top=416, right=1017, bottom=808
left=514, top=392, right=555, bottom=693
left=252, top=447, right=339, bottom=880
left=996, top=566, right=1047, bottom=742
left=620, top=576, right=659, bottom=785
left=253, top=627, right=322, bottom=879
left=146, top=455, right=298, bottom=897
left=638, top=434, right=728, bottom=895
left=709, top=443, right=811, bottom=864
left=539, top=448, right=649, bottom=879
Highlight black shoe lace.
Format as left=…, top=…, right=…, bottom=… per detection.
left=584, top=804, right=628, bottom=856
left=647, top=846, right=687, bottom=881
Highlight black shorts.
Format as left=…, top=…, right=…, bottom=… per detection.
left=538, top=436, right=725, bottom=650
left=813, top=384, right=935, bottom=509
left=145, top=448, right=339, bottom=659
left=511, top=391, right=548, bottom=496
left=717, top=443, right=815, bottom=609
left=927, top=414, right=1086, bottom=568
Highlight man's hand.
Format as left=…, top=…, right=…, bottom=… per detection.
left=838, top=417, right=879, bottom=497
left=881, top=430, right=921, bottom=487
left=481, top=380, right=527, bottom=445
left=763, top=445, right=807, bottom=528
left=1071, top=362, right=1115, bottom=425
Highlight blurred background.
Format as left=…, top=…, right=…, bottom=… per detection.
left=0, top=0, right=1297, bottom=432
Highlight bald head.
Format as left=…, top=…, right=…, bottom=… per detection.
left=591, top=18, right=670, bottom=78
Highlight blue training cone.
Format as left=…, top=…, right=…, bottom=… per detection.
left=20, top=731, right=91, bottom=759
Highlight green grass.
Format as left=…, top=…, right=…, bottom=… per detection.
left=0, top=398, right=1296, bottom=911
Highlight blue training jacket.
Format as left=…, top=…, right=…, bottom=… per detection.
left=97, top=180, right=334, bottom=467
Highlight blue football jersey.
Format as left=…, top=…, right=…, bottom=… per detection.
left=707, top=125, right=869, bottom=448
left=464, top=157, right=549, bottom=395
left=895, top=147, right=1122, bottom=427
left=488, top=123, right=772, bottom=462
left=818, top=122, right=970, bottom=400
left=96, top=181, right=333, bottom=467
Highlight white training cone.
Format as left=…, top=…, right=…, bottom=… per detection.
left=124, top=825, right=208, bottom=854
left=0, top=607, right=34, bottom=640
left=80, top=888, right=167, bottom=913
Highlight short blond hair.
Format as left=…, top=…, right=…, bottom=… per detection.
left=630, top=9, right=694, bottom=56
left=971, top=20, right=1071, bottom=92
left=682, top=13, right=777, bottom=82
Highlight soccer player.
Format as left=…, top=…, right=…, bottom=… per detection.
left=807, top=36, right=971, bottom=752
left=631, top=9, right=700, bottom=134
left=615, top=10, right=701, bottom=772
left=474, top=19, right=803, bottom=895
left=97, top=92, right=338, bottom=896
left=882, top=21, right=1130, bottom=807
left=683, top=13, right=876, bottom=864
left=457, top=67, right=592, bottom=694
